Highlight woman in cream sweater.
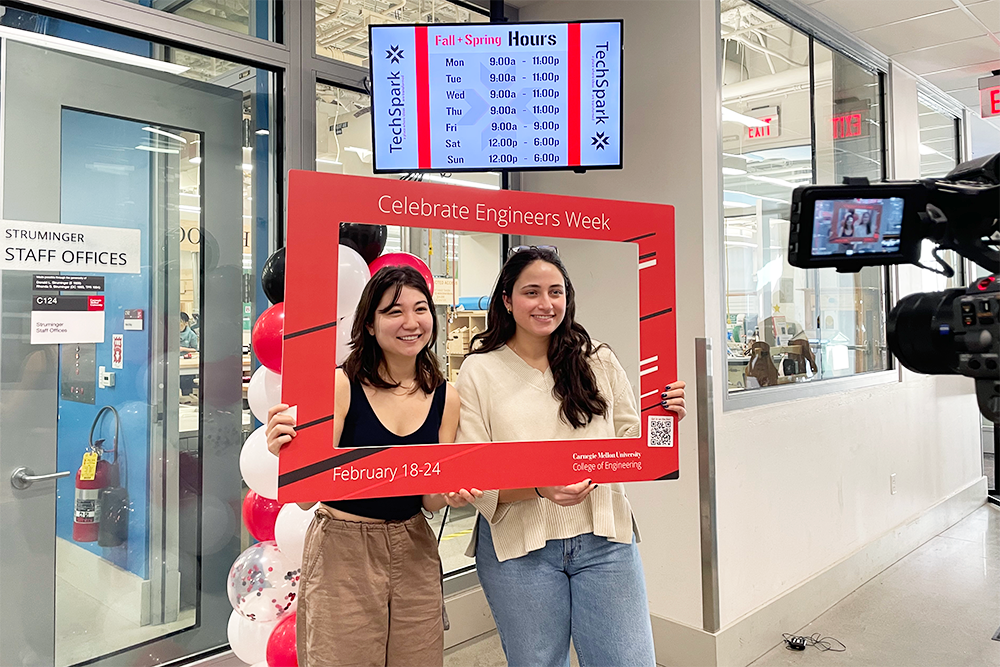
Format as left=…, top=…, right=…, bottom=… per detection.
left=456, top=246, right=686, bottom=667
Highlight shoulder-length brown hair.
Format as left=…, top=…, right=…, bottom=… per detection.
left=469, top=247, right=607, bottom=428
left=342, top=265, right=443, bottom=394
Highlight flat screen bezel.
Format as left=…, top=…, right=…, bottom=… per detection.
left=792, top=184, right=924, bottom=269
left=367, top=19, right=625, bottom=174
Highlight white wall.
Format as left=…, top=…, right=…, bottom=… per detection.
left=519, top=0, right=720, bottom=631
left=457, top=233, right=501, bottom=300
left=520, top=1, right=984, bottom=663
left=710, top=58, right=983, bottom=631
left=524, top=235, right=641, bottom=403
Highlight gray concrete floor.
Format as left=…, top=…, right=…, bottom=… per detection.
left=446, top=632, right=583, bottom=667
left=446, top=504, right=1000, bottom=667
left=750, top=503, right=1000, bottom=667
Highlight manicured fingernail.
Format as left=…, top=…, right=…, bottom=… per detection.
left=664, top=385, right=671, bottom=390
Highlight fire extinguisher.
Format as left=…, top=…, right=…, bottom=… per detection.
left=73, top=407, right=120, bottom=543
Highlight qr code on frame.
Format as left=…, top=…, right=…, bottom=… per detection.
left=647, top=415, right=674, bottom=447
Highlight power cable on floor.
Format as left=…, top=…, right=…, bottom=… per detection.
left=782, top=633, right=847, bottom=652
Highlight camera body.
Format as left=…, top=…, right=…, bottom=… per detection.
left=786, top=154, right=1000, bottom=422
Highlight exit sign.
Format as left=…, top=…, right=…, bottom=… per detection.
left=832, top=112, right=866, bottom=139
left=746, top=106, right=780, bottom=141
left=980, top=74, right=1000, bottom=118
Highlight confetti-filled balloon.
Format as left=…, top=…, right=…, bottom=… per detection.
left=227, top=540, right=300, bottom=623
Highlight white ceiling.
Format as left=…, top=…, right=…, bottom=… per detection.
left=794, top=0, right=1000, bottom=126
left=514, top=0, right=999, bottom=129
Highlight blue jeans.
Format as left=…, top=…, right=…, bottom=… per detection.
left=475, top=516, right=656, bottom=667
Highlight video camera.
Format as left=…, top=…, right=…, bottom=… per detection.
left=787, top=153, right=1000, bottom=423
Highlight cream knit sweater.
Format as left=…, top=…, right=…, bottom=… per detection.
left=456, top=344, right=640, bottom=562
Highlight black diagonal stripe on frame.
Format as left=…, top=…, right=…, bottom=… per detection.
left=284, top=320, right=337, bottom=340
left=641, top=403, right=663, bottom=413
left=657, top=471, right=679, bottom=480
left=296, top=413, right=335, bottom=431
left=640, top=307, right=672, bottom=321
left=625, top=232, right=656, bottom=243
left=639, top=252, right=656, bottom=261
left=279, top=447, right=389, bottom=487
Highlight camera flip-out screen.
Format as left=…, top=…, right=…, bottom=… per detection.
left=789, top=184, right=923, bottom=270
left=811, top=197, right=904, bottom=257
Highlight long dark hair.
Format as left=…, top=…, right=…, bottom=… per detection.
left=343, top=265, right=443, bottom=394
left=470, top=247, right=607, bottom=428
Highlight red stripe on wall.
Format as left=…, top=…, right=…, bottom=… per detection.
left=567, top=23, right=581, bottom=166
left=415, top=26, right=431, bottom=169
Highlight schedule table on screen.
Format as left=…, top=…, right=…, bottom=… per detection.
left=370, top=22, right=622, bottom=172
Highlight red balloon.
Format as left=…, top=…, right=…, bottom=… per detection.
left=266, top=612, right=298, bottom=667
left=242, top=490, right=282, bottom=542
left=368, top=252, right=435, bottom=295
left=252, top=303, right=284, bottom=372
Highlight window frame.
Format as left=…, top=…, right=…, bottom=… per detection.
left=720, top=0, right=899, bottom=412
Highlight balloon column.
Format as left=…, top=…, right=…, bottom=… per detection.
left=235, top=225, right=434, bottom=666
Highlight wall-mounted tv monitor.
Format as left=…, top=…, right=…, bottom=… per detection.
left=369, top=20, right=623, bottom=173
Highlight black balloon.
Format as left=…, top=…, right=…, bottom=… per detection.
left=340, top=223, right=388, bottom=265
left=261, top=247, right=285, bottom=304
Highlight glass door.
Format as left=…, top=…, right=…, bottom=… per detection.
left=0, top=37, right=244, bottom=666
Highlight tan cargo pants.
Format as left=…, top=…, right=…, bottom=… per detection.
left=296, top=506, right=444, bottom=667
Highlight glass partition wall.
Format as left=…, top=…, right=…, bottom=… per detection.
left=721, top=0, right=889, bottom=395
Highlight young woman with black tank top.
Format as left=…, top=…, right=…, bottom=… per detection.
left=266, top=266, right=482, bottom=667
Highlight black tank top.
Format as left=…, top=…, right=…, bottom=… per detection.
left=324, top=379, right=447, bottom=521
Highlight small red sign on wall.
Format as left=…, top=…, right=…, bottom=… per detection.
left=832, top=112, right=865, bottom=139
left=981, top=86, right=1000, bottom=119
left=746, top=106, right=780, bottom=141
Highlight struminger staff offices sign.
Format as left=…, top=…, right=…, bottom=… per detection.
left=2, top=220, right=141, bottom=274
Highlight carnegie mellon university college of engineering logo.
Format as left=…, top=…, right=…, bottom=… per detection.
left=386, top=45, right=404, bottom=64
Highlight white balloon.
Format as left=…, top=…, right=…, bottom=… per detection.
left=248, top=366, right=283, bottom=423
left=239, top=426, right=278, bottom=500
left=336, top=313, right=354, bottom=367
left=227, top=610, right=276, bottom=665
left=338, top=244, right=370, bottom=321
left=274, top=503, right=315, bottom=568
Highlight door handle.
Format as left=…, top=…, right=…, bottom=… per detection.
left=10, top=466, right=72, bottom=490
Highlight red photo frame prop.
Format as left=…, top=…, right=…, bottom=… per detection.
left=279, top=170, right=677, bottom=502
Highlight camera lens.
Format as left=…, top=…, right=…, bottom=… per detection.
left=887, top=288, right=964, bottom=375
